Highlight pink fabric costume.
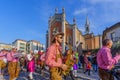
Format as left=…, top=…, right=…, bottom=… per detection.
left=28, top=59, right=35, bottom=72
left=27, top=54, right=35, bottom=72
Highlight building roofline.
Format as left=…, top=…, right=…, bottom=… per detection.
left=103, top=22, right=120, bottom=33
left=28, top=40, right=40, bottom=44
left=0, top=42, right=12, bottom=45
left=103, top=22, right=120, bottom=40
left=13, top=39, right=27, bottom=42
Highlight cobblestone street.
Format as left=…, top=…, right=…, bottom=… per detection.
left=0, top=68, right=100, bottom=80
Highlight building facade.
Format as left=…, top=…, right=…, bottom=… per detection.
left=47, top=8, right=84, bottom=53
left=103, top=22, right=120, bottom=46
left=27, top=40, right=44, bottom=53
left=12, top=39, right=44, bottom=53
left=0, top=43, right=12, bottom=50
left=12, top=39, right=27, bottom=52
left=83, top=33, right=102, bottom=50
left=46, top=8, right=102, bottom=54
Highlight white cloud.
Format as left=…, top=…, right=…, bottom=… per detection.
left=81, top=0, right=120, bottom=29
left=98, top=2, right=120, bottom=23
left=73, top=8, right=89, bottom=15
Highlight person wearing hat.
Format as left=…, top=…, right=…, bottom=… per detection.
left=45, top=31, right=68, bottom=80
left=7, top=47, right=20, bottom=80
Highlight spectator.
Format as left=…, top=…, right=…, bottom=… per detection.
left=97, top=39, right=120, bottom=80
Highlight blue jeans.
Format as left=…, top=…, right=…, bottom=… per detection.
left=92, top=64, right=98, bottom=72
left=78, top=61, right=81, bottom=68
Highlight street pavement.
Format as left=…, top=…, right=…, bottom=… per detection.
left=2, top=69, right=50, bottom=80
left=0, top=68, right=100, bottom=80
left=77, top=69, right=100, bottom=80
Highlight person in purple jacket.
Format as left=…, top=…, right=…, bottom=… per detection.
left=97, top=39, right=120, bottom=80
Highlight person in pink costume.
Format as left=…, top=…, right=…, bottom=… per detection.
left=7, top=47, right=20, bottom=80
left=0, top=49, right=7, bottom=79
left=27, top=50, right=35, bottom=80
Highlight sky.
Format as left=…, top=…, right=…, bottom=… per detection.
left=0, top=0, right=120, bottom=46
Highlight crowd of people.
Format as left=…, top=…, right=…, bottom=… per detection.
left=0, top=31, right=120, bottom=80
left=0, top=47, right=21, bottom=80
left=45, top=31, right=120, bottom=80
left=0, top=47, right=46, bottom=80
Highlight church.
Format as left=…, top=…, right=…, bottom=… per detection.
left=46, top=8, right=102, bottom=54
